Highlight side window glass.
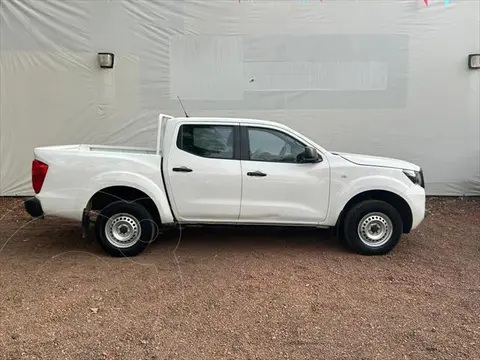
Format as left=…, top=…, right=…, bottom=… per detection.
left=177, top=125, right=234, bottom=159
left=248, top=127, right=306, bottom=163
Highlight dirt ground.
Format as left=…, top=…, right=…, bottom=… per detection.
left=0, top=197, right=479, bottom=360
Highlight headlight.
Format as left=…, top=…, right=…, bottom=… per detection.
left=403, top=169, right=424, bottom=188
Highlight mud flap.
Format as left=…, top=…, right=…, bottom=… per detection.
left=81, top=208, right=90, bottom=239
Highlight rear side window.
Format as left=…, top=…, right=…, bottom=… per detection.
left=177, top=124, right=234, bottom=159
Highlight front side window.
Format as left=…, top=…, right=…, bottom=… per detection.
left=177, top=124, right=234, bottom=159
left=247, top=127, right=306, bottom=163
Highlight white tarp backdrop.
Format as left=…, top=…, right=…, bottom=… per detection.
left=0, top=0, right=479, bottom=196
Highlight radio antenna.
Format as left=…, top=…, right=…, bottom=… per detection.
left=177, top=96, right=189, bottom=117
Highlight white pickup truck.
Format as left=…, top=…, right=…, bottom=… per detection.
left=24, top=114, right=426, bottom=257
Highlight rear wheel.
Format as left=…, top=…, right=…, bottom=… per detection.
left=95, top=200, right=155, bottom=257
left=343, top=200, right=403, bottom=255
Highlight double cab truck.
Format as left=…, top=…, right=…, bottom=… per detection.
left=24, top=114, right=426, bottom=257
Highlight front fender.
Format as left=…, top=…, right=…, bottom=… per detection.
left=77, top=171, right=174, bottom=224
left=325, top=174, right=411, bottom=225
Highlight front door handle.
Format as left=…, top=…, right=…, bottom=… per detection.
left=173, top=166, right=192, bottom=173
left=247, top=171, right=267, bottom=177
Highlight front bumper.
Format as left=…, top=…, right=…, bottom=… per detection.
left=24, top=197, right=44, bottom=218
left=407, top=187, right=426, bottom=231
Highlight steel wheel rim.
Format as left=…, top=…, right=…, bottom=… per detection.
left=357, top=212, right=393, bottom=247
left=105, top=213, right=142, bottom=248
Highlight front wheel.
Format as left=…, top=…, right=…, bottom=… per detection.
left=95, top=200, right=155, bottom=257
left=343, top=200, right=403, bottom=255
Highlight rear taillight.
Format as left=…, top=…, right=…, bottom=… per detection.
left=32, top=159, right=48, bottom=194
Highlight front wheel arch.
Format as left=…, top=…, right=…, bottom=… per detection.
left=335, top=190, right=413, bottom=237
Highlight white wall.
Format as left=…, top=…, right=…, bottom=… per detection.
left=1, top=0, right=479, bottom=196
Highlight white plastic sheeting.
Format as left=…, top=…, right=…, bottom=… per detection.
left=0, top=0, right=479, bottom=196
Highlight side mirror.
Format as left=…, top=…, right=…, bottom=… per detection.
left=301, top=146, right=322, bottom=163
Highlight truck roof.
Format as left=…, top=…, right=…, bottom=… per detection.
left=172, top=116, right=284, bottom=127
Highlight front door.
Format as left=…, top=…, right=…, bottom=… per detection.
left=239, top=125, right=330, bottom=224
left=166, top=122, right=242, bottom=222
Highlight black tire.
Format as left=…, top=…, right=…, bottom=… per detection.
left=343, top=200, right=403, bottom=255
left=95, top=200, right=155, bottom=257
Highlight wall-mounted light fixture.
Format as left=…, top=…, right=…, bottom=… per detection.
left=98, top=52, right=115, bottom=69
left=468, top=54, right=480, bottom=69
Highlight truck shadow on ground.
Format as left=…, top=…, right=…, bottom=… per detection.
left=144, top=225, right=345, bottom=254
left=2, top=219, right=346, bottom=257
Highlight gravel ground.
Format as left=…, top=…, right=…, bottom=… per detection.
left=0, top=197, right=479, bottom=360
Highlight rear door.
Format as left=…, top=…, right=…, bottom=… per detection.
left=165, top=121, right=242, bottom=222
left=239, top=125, right=330, bottom=224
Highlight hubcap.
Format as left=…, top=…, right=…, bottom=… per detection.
left=357, top=212, right=393, bottom=247
left=105, top=213, right=142, bottom=248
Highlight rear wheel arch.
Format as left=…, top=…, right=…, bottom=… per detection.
left=88, top=185, right=161, bottom=225
left=335, top=190, right=413, bottom=235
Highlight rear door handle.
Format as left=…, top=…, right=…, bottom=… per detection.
left=247, top=171, right=267, bottom=177
left=173, top=166, right=192, bottom=173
